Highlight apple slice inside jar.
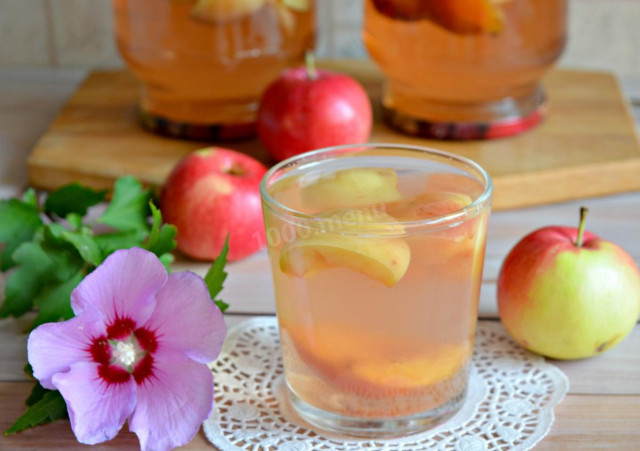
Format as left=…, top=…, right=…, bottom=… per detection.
left=191, top=0, right=266, bottom=23
left=281, top=0, right=311, bottom=11
left=279, top=209, right=410, bottom=287
left=372, top=0, right=506, bottom=34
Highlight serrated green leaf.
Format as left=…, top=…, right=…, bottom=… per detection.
left=145, top=202, right=177, bottom=256
left=25, top=382, right=47, bottom=407
left=31, top=270, right=83, bottom=329
left=97, top=176, right=151, bottom=232
left=21, top=189, right=38, bottom=208
left=44, top=183, right=107, bottom=218
left=204, top=235, right=229, bottom=312
left=5, top=389, right=67, bottom=435
left=66, top=213, right=83, bottom=230
left=94, top=229, right=149, bottom=256
left=214, top=300, right=229, bottom=312
left=0, top=243, right=55, bottom=318
left=0, top=198, right=43, bottom=270
left=40, top=228, right=86, bottom=281
left=60, top=230, right=103, bottom=267
left=159, top=252, right=175, bottom=272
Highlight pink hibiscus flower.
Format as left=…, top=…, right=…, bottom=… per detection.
left=27, top=247, right=226, bottom=450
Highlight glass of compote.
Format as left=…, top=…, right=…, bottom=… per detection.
left=260, top=143, right=493, bottom=436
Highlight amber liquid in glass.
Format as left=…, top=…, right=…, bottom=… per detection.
left=263, top=154, right=489, bottom=427
left=112, top=0, right=314, bottom=138
left=363, top=0, right=567, bottom=137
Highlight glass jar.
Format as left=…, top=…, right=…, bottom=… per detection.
left=112, top=0, right=315, bottom=140
left=363, top=0, right=568, bottom=139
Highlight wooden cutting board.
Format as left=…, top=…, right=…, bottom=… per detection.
left=27, top=60, right=640, bottom=210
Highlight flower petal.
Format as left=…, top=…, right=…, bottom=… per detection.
left=148, top=271, right=226, bottom=363
left=129, top=348, right=214, bottom=451
left=28, top=310, right=106, bottom=390
left=52, top=361, right=136, bottom=445
left=71, top=248, right=167, bottom=326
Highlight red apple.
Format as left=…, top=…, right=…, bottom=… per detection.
left=497, top=207, right=640, bottom=360
left=257, top=53, right=372, bottom=162
left=161, top=147, right=267, bottom=261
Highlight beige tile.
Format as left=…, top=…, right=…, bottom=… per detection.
left=330, top=0, right=363, bottom=27
left=315, top=0, right=334, bottom=58
left=48, top=0, right=122, bottom=67
left=559, top=0, right=640, bottom=81
left=0, top=0, right=51, bottom=66
left=333, top=28, right=367, bottom=59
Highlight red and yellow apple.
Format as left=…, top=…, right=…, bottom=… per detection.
left=257, top=53, right=372, bottom=162
left=161, top=147, right=267, bottom=261
left=498, top=208, right=640, bottom=360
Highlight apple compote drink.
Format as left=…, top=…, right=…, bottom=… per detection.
left=112, top=0, right=314, bottom=139
left=363, top=0, right=567, bottom=139
left=260, top=145, right=492, bottom=436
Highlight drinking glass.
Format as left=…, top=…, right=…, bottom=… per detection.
left=111, top=0, right=315, bottom=140
left=363, top=0, right=568, bottom=139
left=260, top=143, right=493, bottom=436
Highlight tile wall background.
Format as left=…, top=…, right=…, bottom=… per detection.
left=0, top=0, right=639, bottom=83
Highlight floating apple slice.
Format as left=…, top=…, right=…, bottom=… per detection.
left=191, top=0, right=266, bottom=23
left=351, top=344, right=470, bottom=389
left=281, top=0, right=310, bottom=11
left=275, top=0, right=311, bottom=33
left=284, top=323, right=470, bottom=400
left=372, top=0, right=505, bottom=34
left=280, top=209, right=409, bottom=287
left=383, top=191, right=473, bottom=222
left=301, top=168, right=403, bottom=211
left=424, top=172, right=485, bottom=199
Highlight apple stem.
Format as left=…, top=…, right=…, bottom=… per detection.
left=305, top=50, right=317, bottom=80
left=576, top=206, right=588, bottom=247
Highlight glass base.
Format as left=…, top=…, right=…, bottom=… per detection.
left=382, top=86, right=548, bottom=140
left=287, top=384, right=467, bottom=438
left=138, top=108, right=257, bottom=141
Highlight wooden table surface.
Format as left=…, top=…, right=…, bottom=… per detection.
left=0, top=68, right=639, bottom=450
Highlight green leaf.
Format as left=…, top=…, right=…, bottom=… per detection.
left=31, top=269, right=83, bottom=329
left=94, top=229, right=148, bottom=256
left=0, top=198, right=43, bottom=270
left=21, top=189, right=38, bottom=208
left=204, top=235, right=229, bottom=312
left=97, top=176, right=151, bottom=232
left=60, top=230, right=103, bottom=267
left=66, top=213, right=83, bottom=230
left=159, top=252, right=175, bottom=272
left=4, top=389, right=67, bottom=435
left=25, top=382, right=47, bottom=407
left=0, top=243, right=55, bottom=318
left=44, top=183, right=107, bottom=218
left=214, top=299, right=230, bottom=313
left=40, top=227, right=86, bottom=281
left=145, top=202, right=177, bottom=256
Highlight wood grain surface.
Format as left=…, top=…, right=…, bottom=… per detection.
left=3, top=67, right=640, bottom=450
left=26, top=61, right=640, bottom=210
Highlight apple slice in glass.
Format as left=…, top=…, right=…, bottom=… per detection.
left=279, top=209, right=410, bottom=287
left=372, top=0, right=506, bottom=34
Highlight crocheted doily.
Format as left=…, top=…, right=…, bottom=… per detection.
left=204, top=318, right=569, bottom=450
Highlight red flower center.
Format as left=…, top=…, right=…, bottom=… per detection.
left=88, top=316, right=158, bottom=385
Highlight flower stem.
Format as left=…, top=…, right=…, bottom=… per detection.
left=576, top=206, right=588, bottom=247
left=305, top=50, right=317, bottom=80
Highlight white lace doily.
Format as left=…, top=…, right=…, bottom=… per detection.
left=204, top=318, right=569, bottom=450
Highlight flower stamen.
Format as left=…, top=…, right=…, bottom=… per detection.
left=113, top=341, right=136, bottom=367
